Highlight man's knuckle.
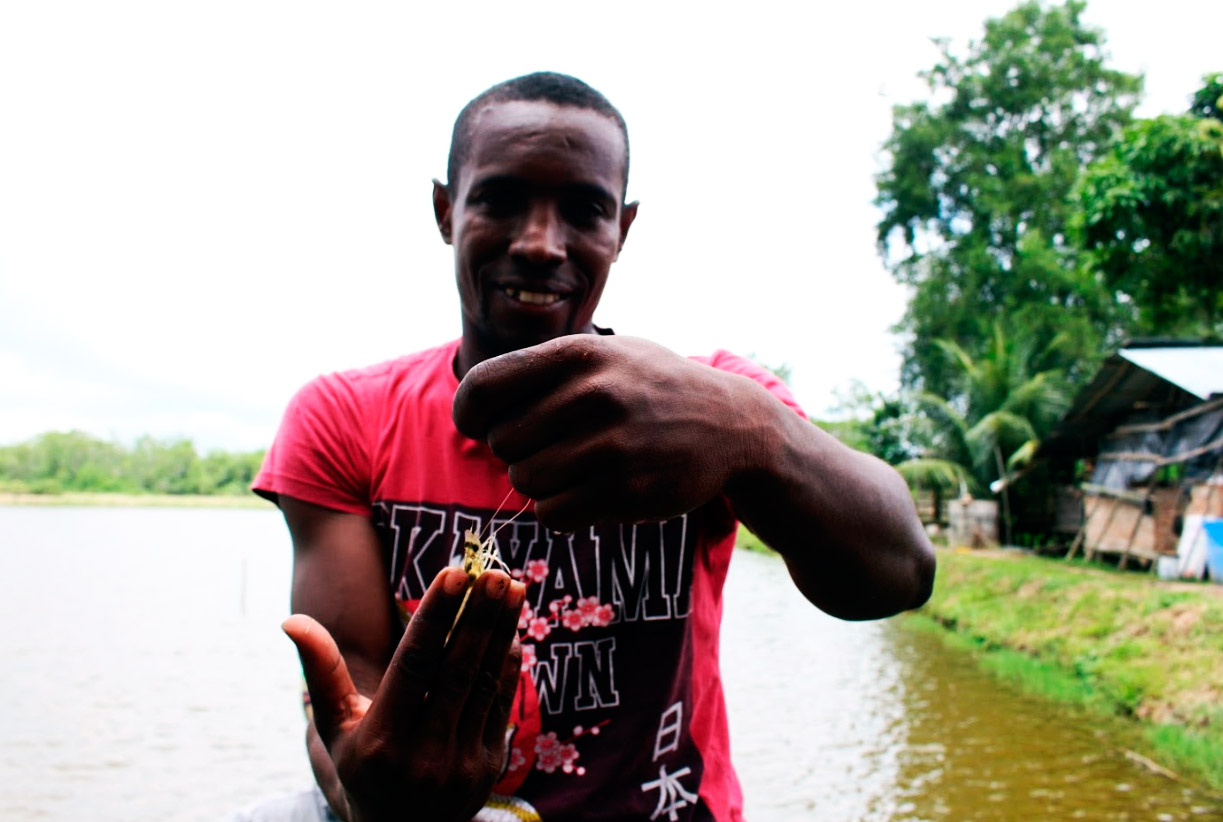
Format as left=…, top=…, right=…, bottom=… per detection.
left=506, top=642, right=523, bottom=671
left=507, top=466, right=533, bottom=496
left=471, top=669, right=500, bottom=702
left=485, top=426, right=511, bottom=459
left=391, top=643, right=435, bottom=686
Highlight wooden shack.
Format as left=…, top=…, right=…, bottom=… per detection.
left=1036, top=342, right=1223, bottom=571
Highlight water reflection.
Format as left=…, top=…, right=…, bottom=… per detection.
left=887, top=625, right=1222, bottom=821
left=722, top=549, right=908, bottom=820
left=0, top=506, right=310, bottom=822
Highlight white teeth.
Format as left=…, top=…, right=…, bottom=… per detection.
left=505, top=288, right=561, bottom=306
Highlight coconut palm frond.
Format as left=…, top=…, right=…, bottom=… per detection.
left=965, top=411, right=1037, bottom=468
left=915, top=392, right=970, bottom=436
left=1006, top=439, right=1041, bottom=471
left=1002, top=371, right=1070, bottom=424
left=896, top=458, right=972, bottom=493
left=933, top=338, right=980, bottom=384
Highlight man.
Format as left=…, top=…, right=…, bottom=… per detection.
left=251, top=72, right=934, bottom=822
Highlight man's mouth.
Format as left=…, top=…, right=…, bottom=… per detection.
left=500, top=286, right=565, bottom=306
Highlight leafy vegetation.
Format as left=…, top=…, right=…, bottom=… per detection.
left=875, top=0, right=1141, bottom=397
left=0, top=430, right=264, bottom=497
left=915, top=549, right=1223, bottom=788
left=862, top=1, right=1221, bottom=537
left=1075, top=78, right=1223, bottom=337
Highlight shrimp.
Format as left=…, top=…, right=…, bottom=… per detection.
left=447, top=494, right=530, bottom=642
left=461, top=527, right=512, bottom=580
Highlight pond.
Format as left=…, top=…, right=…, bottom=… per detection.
left=1, top=506, right=1219, bottom=820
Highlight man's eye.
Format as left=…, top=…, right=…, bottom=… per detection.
left=470, top=190, right=520, bottom=214
left=564, top=200, right=608, bottom=225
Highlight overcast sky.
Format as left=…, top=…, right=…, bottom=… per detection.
left=1, top=1, right=1218, bottom=452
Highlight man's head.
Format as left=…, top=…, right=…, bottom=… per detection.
left=434, top=73, right=638, bottom=376
left=446, top=72, right=630, bottom=200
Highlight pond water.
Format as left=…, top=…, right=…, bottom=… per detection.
left=1, top=506, right=1220, bottom=821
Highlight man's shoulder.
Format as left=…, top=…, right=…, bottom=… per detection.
left=690, top=348, right=806, bottom=419
left=286, top=340, right=460, bottom=416
left=688, top=348, right=772, bottom=381
left=333, top=339, right=459, bottom=383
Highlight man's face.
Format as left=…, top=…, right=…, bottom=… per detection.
left=434, top=101, right=637, bottom=371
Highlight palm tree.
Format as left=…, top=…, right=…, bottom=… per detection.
left=899, top=323, right=1071, bottom=544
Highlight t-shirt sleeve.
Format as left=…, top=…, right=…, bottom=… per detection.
left=252, top=373, right=375, bottom=515
left=701, top=350, right=807, bottom=419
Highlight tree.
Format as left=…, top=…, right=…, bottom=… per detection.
left=1076, top=74, right=1223, bottom=336
left=828, top=381, right=927, bottom=466
left=0, top=431, right=132, bottom=493
left=0, top=431, right=266, bottom=495
left=900, top=323, right=1071, bottom=541
left=1190, top=72, right=1223, bottom=122
left=875, top=1, right=1142, bottom=395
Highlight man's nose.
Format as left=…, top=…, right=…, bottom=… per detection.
left=509, top=203, right=566, bottom=265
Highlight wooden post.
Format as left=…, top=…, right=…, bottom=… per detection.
left=1067, top=493, right=1102, bottom=560
left=1120, top=474, right=1160, bottom=571
left=1086, top=495, right=1125, bottom=563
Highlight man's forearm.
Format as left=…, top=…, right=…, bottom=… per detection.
left=727, top=394, right=935, bottom=620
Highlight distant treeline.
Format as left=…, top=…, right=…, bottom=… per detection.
left=0, top=431, right=265, bottom=496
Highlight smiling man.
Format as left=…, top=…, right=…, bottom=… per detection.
left=245, top=72, right=934, bottom=822
left=442, top=97, right=635, bottom=372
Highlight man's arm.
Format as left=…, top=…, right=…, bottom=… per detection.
left=285, top=495, right=397, bottom=699
left=718, top=380, right=935, bottom=619
left=452, top=335, right=934, bottom=621
left=280, top=494, right=525, bottom=822
left=282, top=496, right=396, bottom=818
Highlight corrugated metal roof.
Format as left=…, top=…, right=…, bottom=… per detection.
left=1039, top=344, right=1223, bottom=460
left=1119, top=347, right=1223, bottom=400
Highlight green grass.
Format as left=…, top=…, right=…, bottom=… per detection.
left=1147, top=722, right=1223, bottom=789
left=915, top=548, right=1223, bottom=790
left=902, top=612, right=1109, bottom=710
left=734, top=525, right=776, bottom=555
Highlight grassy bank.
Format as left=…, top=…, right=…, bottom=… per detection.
left=914, top=548, right=1223, bottom=790
left=735, top=526, right=775, bottom=555
left=0, top=491, right=269, bottom=509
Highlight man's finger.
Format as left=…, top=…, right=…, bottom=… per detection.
left=532, top=483, right=618, bottom=534
left=365, top=566, right=469, bottom=733
left=282, top=613, right=360, bottom=750
left=458, top=581, right=525, bottom=746
left=506, top=436, right=615, bottom=502
left=453, top=336, right=593, bottom=439
left=484, top=380, right=621, bottom=466
left=480, top=610, right=526, bottom=751
left=418, top=571, right=513, bottom=739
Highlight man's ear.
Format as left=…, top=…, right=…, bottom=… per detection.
left=615, top=201, right=639, bottom=259
left=432, top=179, right=454, bottom=245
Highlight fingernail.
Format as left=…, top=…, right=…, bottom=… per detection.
left=486, top=573, right=509, bottom=600
left=443, top=568, right=468, bottom=595
left=281, top=616, right=309, bottom=637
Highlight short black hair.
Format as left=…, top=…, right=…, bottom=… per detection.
left=446, top=71, right=630, bottom=200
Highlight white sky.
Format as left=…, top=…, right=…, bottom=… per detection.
left=1, top=1, right=1218, bottom=452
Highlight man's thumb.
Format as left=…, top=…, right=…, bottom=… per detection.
left=282, top=614, right=357, bottom=749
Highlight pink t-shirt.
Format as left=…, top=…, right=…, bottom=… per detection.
left=255, top=339, right=804, bottom=822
